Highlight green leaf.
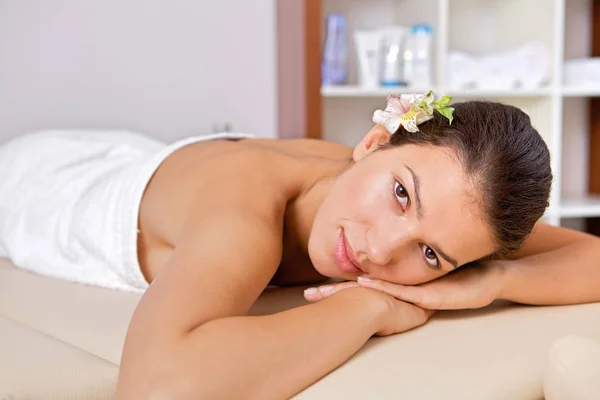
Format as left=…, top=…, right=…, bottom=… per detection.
left=436, top=106, right=455, bottom=124
left=433, top=95, right=452, bottom=107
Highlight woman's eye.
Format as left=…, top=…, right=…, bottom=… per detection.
left=393, top=181, right=409, bottom=209
left=421, top=244, right=440, bottom=269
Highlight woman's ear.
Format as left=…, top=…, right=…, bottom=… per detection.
left=353, top=124, right=392, bottom=162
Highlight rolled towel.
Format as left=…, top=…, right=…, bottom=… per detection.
left=543, top=334, right=600, bottom=400
left=475, top=52, right=519, bottom=90
left=447, top=51, right=477, bottom=90
left=515, top=41, right=550, bottom=89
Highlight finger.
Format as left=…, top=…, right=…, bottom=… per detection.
left=424, top=309, right=437, bottom=318
left=357, top=277, right=438, bottom=309
left=408, top=306, right=436, bottom=324
left=415, top=307, right=438, bottom=324
left=356, top=277, right=421, bottom=303
left=404, top=303, right=438, bottom=320
left=304, top=283, right=349, bottom=302
left=379, top=303, right=436, bottom=337
left=303, top=281, right=359, bottom=302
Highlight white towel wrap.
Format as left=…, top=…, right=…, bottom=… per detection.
left=0, top=130, right=252, bottom=292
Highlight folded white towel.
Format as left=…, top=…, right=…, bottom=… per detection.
left=0, top=130, right=251, bottom=292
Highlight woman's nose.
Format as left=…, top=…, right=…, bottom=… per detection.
left=364, top=222, right=415, bottom=266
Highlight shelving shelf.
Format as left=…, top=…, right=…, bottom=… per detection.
left=322, top=85, right=600, bottom=98
left=560, top=196, right=600, bottom=218
left=321, top=0, right=597, bottom=228
left=321, top=85, right=553, bottom=98
left=562, top=86, right=600, bottom=97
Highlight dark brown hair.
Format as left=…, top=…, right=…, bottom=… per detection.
left=387, top=101, right=552, bottom=258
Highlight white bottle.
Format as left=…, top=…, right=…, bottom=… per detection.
left=354, top=31, right=381, bottom=88
left=410, top=24, right=433, bottom=88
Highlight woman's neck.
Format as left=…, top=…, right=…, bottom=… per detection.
left=284, top=157, right=353, bottom=254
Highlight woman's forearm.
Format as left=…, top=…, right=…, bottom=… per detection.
left=143, top=288, right=386, bottom=399
left=499, top=236, right=600, bottom=305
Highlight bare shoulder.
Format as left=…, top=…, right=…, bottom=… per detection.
left=249, top=137, right=354, bottom=161
left=137, top=139, right=299, bottom=279
left=507, top=221, right=590, bottom=260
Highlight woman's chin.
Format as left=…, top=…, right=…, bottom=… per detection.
left=310, top=260, right=337, bottom=280
left=320, top=266, right=351, bottom=281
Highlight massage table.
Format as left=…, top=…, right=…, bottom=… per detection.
left=1, top=258, right=599, bottom=399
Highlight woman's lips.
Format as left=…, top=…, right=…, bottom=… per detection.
left=345, top=236, right=362, bottom=272
left=334, top=229, right=362, bottom=274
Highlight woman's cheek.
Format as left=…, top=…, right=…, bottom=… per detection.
left=384, top=265, right=442, bottom=286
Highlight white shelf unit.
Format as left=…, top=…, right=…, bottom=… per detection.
left=322, top=85, right=600, bottom=98
left=560, top=195, right=600, bottom=218
left=322, top=85, right=554, bottom=98
left=321, top=0, right=597, bottom=228
left=562, top=86, right=600, bottom=96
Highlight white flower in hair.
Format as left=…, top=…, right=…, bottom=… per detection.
left=372, top=91, right=455, bottom=134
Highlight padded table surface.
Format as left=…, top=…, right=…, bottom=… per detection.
left=1, top=258, right=600, bottom=399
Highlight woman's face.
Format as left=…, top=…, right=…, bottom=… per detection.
left=308, top=143, right=497, bottom=285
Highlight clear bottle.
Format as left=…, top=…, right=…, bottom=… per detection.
left=410, top=24, right=433, bottom=88
left=379, top=27, right=408, bottom=87
left=321, top=13, right=348, bottom=85
left=402, top=38, right=414, bottom=86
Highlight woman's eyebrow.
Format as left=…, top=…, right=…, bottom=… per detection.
left=404, top=164, right=458, bottom=269
left=431, top=244, right=458, bottom=269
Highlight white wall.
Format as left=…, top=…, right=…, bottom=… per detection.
left=0, top=0, right=277, bottom=143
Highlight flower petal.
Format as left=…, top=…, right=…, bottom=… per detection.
left=402, top=118, right=419, bottom=133
left=400, top=94, right=417, bottom=110
left=373, top=109, right=401, bottom=134
left=416, top=112, right=434, bottom=125
left=417, top=103, right=434, bottom=115
left=400, top=110, right=419, bottom=133
left=386, top=95, right=411, bottom=115
left=415, top=98, right=434, bottom=114
left=412, top=91, right=435, bottom=115
left=421, top=90, right=435, bottom=104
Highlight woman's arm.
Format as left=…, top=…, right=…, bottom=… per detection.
left=498, top=221, right=600, bottom=305
left=117, top=211, right=430, bottom=400
left=155, top=289, right=385, bottom=400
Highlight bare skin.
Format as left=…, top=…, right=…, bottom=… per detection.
left=118, top=137, right=439, bottom=399
left=137, top=138, right=352, bottom=286
left=117, top=128, right=600, bottom=399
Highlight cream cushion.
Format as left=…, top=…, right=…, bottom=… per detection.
left=1, top=258, right=600, bottom=399
left=543, top=334, right=600, bottom=400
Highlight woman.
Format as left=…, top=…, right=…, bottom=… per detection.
left=1, top=95, right=599, bottom=399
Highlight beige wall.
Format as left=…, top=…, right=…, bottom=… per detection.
left=0, top=0, right=278, bottom=143
left=277, top=0, right=306, bottom=139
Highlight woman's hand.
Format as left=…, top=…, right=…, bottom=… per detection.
left=304, top=261, right=506, bottom=311
left=304, top=285, right=435, bottom=336
left=356, top=261, right=506, bottom=310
